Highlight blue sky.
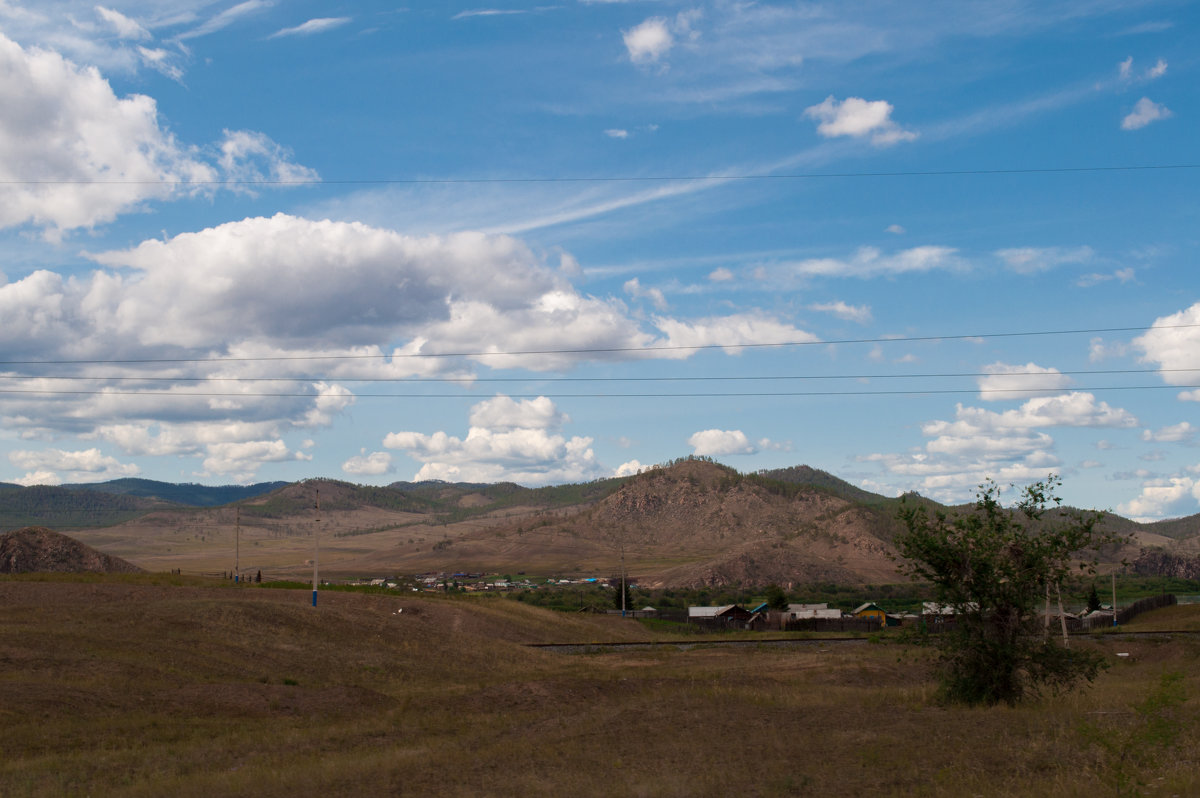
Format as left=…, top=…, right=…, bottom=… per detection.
left=0, top=0, right=1197, bottom=519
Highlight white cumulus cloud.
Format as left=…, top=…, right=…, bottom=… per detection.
left=1118, top=476, right=1200, bottom=520
left=342, top=451, right=394, bottom=476
left=977, top=362, right=1072, bottom=401
left=1122, top=97, right=1171, bottom=130
left=202, top=440, right=300, bottom=482
left=862, top=392, right=1137, bottom=502
left=623, top=17, right=672, bottom=64
left=688, top=429, right=755, bottom=457
left=0, top=33, right=316, bottom=236
left=803, top=96, right=917, bottom=146
left=1133, top=302, right=1200, bottom=394
left=1141, top=422, right=1195, bottom=444
left=615, top=459, right=647, bottom=477
left=9, top=447, right=139, bottom=485
left=0, top=32, right=212, bottom=235
left=382, top=395, right=602, bottom=485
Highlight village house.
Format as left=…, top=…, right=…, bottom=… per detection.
left=783, top=603, right=843, bottom=621
left=687, top=604, right=756, bottom=629
left=851, top=602, right=888, bottom=624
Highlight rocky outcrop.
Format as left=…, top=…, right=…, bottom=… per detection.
left=0, top=527, right=142, bottom=574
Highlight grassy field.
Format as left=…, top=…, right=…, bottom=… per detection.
left=1, top=574, right=1197, bottom=797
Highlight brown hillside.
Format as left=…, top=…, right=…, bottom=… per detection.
left=436, top=460, right=904, bottom=588
left=0, top=527, right=143, bottom=574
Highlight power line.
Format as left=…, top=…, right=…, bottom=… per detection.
left=2, top=367, right=1197, bottom=384
left=0, top=384, right=1194, bottom=399
left=4, top=163, right=1199, bottom=185
left=0, top=323, right=1194, bottom=367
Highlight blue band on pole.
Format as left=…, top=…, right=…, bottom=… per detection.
left=312, top=590, right=317, bottom=607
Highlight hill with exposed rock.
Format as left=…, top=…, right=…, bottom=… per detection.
left=0, top=527, right=143, bottom=574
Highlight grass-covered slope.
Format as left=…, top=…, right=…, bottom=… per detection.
left=1, top=576, right=1197, bottom=797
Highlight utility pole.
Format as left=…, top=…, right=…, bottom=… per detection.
left=312, top=488, right=320, bottom=608
left=1056, top=582, right=1069, bottom=648
left=620, top=537, right=627, bottom=618
left=1043, top=583, right=1050, bottom=640
left=1112, top=571, right=1118, bottom=628
left=235, top=507, right=240, bottom=584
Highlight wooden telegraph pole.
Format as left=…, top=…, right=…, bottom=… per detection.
left=620, top=537, right=627, bottom=618
left=312, top=488, right=320, bottom=607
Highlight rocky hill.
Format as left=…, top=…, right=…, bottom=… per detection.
left=389, top=459, right=905, bottom=588
left=0, top=527, right=142, bottom=574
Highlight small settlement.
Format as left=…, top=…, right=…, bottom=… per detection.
left=332, top=573, right=1156, bottom=633
left=686, top=602, right=906, bottom=633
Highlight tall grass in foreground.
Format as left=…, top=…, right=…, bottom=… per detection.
left=0, top=577, right=1196, bottom=797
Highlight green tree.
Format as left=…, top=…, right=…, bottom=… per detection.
left=613, top=580, right=633, bottom=612
left=895, top=476, right=1120, bottom=706
left=765, top=583, right=789, bottom=611
left=1087, top=583, right=1102, bottom=613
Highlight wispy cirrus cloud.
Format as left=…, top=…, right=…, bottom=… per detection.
left=769, top=245, right=962, bottom=281
left=809, top=301, right=872, bottom=323
left=453, top=9, right=529, bottom=20
left=995, top=246, right=1092, bottom=274
left=269, top=17, right=351, bottom=38
left=95, top=6, right=151, bottom=40
left=176, top=0, right=273, bottom=41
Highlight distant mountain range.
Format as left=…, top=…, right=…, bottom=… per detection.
left=0, top=479, right=287, bottom=530
left=4, top=460, right=1197, bottom=586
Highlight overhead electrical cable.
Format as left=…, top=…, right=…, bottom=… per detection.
left=1, top=367, right=1197, bottom=384
left=4, top=163, right=1199, bottom=186
left=0, top=384, right=1195, bottom=399
left=0, top=322, right=1195, bottom=367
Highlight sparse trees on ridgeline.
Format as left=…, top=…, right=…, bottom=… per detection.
left=895, top=476, right=1123, bottom=706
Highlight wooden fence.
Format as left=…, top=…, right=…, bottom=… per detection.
left=782, top=617, right=882, bottom=634
left=1076, top=593, right=1176, bottom=631
left=925, top=594, right=1177, bottom=634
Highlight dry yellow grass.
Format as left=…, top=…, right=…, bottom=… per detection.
left=1, top=576, right=1197, bottom=797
